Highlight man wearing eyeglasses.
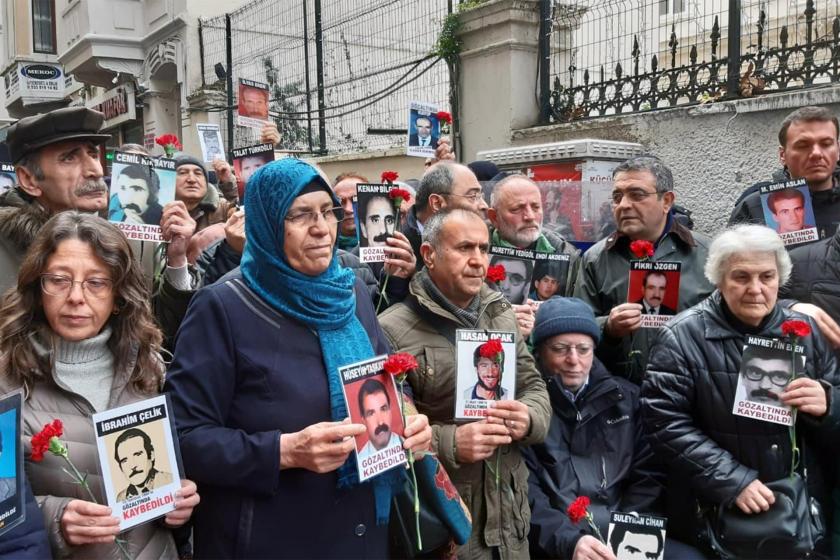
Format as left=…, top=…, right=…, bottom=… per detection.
left=522, top=297, right=695, bottom=560
left=487, top=174, right=580, bottom=337
left=402, top=161, right=488, bottom=270
left=573, top=156, right=714, bottom=384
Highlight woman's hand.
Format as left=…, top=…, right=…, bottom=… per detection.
left=734, top=479, right=775, bottom=514
left=60, top=500, right=120, bottom=546
left=164, top=479, right=200, bottom=528
left=402, top=414, right=431, bottom=454
left=280, top=419, right=365, bottom=473
left=781, top=377, right=828, bottom=416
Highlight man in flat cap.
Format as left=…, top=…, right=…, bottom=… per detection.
left=0, top=107, right=111, bottom=291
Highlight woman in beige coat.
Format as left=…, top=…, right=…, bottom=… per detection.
left=0, top=212, right=199, bottom=559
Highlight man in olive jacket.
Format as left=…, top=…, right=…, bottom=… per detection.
left=379, top=208, right=551, bottom=559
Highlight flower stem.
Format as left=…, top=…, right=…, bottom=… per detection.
left=376, top=272, right=390, bottom=314
left=587, top=513, right=606, bottom=544
left=60, top=454, right=132, bottom=560
left=397, top=381, right=422, bottom=550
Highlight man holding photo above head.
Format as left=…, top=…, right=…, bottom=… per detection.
left=380, top=207, right=550, bottom=558
left=356, top=379, right=401, bottom=463
left=488, top=174, right=579, bottom=337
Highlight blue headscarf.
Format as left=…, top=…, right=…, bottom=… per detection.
left=240, top=158, right=396, bottom=523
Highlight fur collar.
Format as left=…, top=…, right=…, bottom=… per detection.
left=0, top=189, right=49, bottom=254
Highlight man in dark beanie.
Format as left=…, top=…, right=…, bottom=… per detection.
left=174, top=155, right=234, bottom=233
left=523, top=297, right=700, bottom=560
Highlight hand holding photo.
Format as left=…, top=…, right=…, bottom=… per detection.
left=759, top=179, right=819, bottom=246
left=108, top=151, right=176, bottom=242
left=406, top=101, right=440, bottom=158
left=626, top=261, right=681, bottom=328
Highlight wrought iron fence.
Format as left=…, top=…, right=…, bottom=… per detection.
left=546, top=0, right=840, bottom=123
left=194, top=0, right=452, bottom=157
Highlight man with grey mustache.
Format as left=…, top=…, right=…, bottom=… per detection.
left=0, top=108, right=196, bottom=297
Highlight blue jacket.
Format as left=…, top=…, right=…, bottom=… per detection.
left=0, top=477, right=50, bottom=560
left=164, top=272, right=392, bottom=559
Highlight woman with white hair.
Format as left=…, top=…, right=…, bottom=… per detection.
left=641, top=224, right=840, bottom=558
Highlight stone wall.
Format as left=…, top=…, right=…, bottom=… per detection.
left=511, top=87, right=840, bottom=235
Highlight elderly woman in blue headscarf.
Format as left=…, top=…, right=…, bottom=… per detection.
left=163, top=159, right=432, bottom=558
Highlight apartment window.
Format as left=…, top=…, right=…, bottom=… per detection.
left=32, top=0, right=56, bottom=54
left=659, top=0, right=686, bottom=16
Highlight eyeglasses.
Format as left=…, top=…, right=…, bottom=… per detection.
left=285, top=206, right=344, bottom=226
left=547, top=343, right=594, bottom=357
left=40, top=274, right=113, bottom=299
left=446, top=191, right=484, bottom=202
left=743, top=366, right=790, bottom=387
left=610, top=189, right=661, bottom=205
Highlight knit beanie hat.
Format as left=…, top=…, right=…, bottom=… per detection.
left=532, top=296, right=601, bottom=347
left=174, top=155, right=208, bottom=183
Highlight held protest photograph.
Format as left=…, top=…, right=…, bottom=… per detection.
left=530, top=253, right=570, bottom=302
left=759, top=179, right=818, bottom=245
left=93, top=395, right=182, bottom=531
left=608, top=512, right=667, bottom=560
left=232, top=143, right=275, bottom=197
left=731, top=337, right=803, bottom=426
left=237, top=78, right=271, bottom=129
left=339, top=356, right=406, bottom=482
left=488, top=247, right=535, bottom=306
left=454, top=330, right=517, bottom=420
left=626, top=261, right=681, bottom=328
left=107, top=151, right=176, bottom=241
left=406, top=101, right=440, bottom=158
left=0, top=392, right=23, bottom=538
left=196, top=123, right=225, bottom=163
left=356, top=183, right=398, bottom=263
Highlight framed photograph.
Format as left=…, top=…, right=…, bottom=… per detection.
left=732, top=335, right=802, bottom=426
left=406, top=101, right=440, bottom=158
left=232, top=143, right=275, bottom=198
left=92, top=395, right=183, bottom=531
left=627, top=261, right=681, bottom=328
left=759, top=178, right=818, bottom=246
left=454, top=330, right=517, bottom=420
left=356, top=183, right=398, bottom=263
left=488, top=246, right=535, bottom=306
left=0, top=162, right=14, bottom=197
left=530, top=252, right=571, bottom=302
left=338, top=355, right=407, bottom=482
left=108, top=152, right=176, bottom=242
left=608, top=512, right=667, bottom=560
left=196, top=123, right=225, bottom=163
left=237, top=78, right=270, bottom=129
left=0, top=391, right=24, bottom=538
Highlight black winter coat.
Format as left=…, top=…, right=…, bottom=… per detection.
left=642, top=291, right=840, bottom=542
left=782, top=230, right=840, bottom=324
left=524, top=360, right=663, bottom=559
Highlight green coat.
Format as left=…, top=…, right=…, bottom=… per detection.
left=573, top=219, right=714, bottom=383
left=379, top=272, right=551, bottom=559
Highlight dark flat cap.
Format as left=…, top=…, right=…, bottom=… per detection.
left=7, top=107, right=111, bottom=163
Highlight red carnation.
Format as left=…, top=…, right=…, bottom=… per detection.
left=567, top=496, right=591, bottom=525
left=31, top=419, right=63, bottom=462
left=436, top=111, right=452, bottom=125
left=389, top=188, right=412, bottom=205
left=155, top=134, right=182, bottom=150
left=383, top=353, right=418, bottom=381
left=486, top=264, right=506, bottom=283
left=479, top=338, right=504, bottom=361
left=381, top=170, right=399, bottom=184
left=629, top=240, right=655, bottom=259
left=781, top=320, right=811, bottom=338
